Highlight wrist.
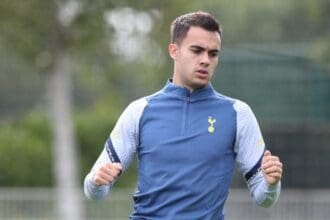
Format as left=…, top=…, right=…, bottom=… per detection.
left=264, top=180, right=281, bottom=191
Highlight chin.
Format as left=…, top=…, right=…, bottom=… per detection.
left=195, top=78, right=209, bottom=86
left=191, top=81, right=208, bottom=90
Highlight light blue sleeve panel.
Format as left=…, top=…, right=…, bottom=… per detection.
left=248, top=171, right=281, bottom=208
left=84, top=148, right=113, bottom=200
left=84, top=98, right=148, bottom=200
left=233, top=100, right=280, bottom=207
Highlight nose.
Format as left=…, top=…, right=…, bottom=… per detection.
left=200, top=52, right=210, bottom=66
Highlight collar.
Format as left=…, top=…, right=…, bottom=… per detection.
left=162, top=79, right=215, bottom=101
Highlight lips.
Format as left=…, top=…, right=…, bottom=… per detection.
left=197, top=69, right=208, bottom=75
left=196, top=69, right=209, bottom=78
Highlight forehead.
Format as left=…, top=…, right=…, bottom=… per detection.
left=181, top=26, right=221, bottom=49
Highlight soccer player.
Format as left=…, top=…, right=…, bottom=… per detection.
left=84, top=11, right=283, bottom=219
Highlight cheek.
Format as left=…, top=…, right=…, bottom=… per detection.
left=178, top=52, right=192, bottom=64
left=181, top=56, right=196, bottom=68
left=209, top=60, right=219, bottom=76
left=211, top=59, right=219, bottom=68
left=213, top=58, right=219, bottom=65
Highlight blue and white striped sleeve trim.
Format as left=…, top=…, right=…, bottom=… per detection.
left=244, top=155, right=263, bottom=182
left=105, top=139, right=121, bottom=163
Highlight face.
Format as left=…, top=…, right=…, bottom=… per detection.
left=169, top=26, right=221, bottom=92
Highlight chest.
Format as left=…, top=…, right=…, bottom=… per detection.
left=138, top=98, right=237, bottom=163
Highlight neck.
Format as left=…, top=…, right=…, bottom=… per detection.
left=171, top=75, right=194, bottom=93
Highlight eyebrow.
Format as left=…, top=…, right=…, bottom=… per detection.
left=190, top=45, right=220, bottom=54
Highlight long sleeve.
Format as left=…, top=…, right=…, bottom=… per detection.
left=84, top=98, right=148, bottom=200
left=84, top=149, right=113, bottom=200
left=234, top=100, right=281, bottom=207
left=247, top=171, right=281, bottom=207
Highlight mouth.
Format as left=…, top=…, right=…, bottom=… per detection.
left=196, top=69, right=209, bottom=78
left=197, top=69, right=208, bottom=74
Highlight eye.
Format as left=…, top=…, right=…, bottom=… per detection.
left=191, top=48, right=202, bottom=54
left=209, top=51, right=219, bottom=58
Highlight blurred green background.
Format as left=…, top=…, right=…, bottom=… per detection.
left=0, top=0, right=329, bottom=219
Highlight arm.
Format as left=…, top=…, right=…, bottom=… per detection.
left=247, top=169, right=281, bottom=207
left=234, top=100, right=282, bottom=207
left=247, top=149, right=282, bottom=207
left=84, top=148, right=121, bottom=200
left=84, top=98, right=148, bottom=200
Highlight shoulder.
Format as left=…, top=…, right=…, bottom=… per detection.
left=233, top=99, right=253, bottom=115
left=212, top=90, right=256, bottom=122
left=212, top=90, right=251, bottom=111
left=128, top=97, right=148, bottom=111
left=123, top=89, right=164, bottom=118
left=232, top=99, right=258, bottom=125
left=132, top=89, right=164, bottom=105
left=211, top=90, right=235, bottom=105
left=117, top=97, right=148, bottom=124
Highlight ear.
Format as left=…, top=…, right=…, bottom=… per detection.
left=168, top=43, right=178, bottom=60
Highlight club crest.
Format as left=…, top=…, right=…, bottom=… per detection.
left=208, top=116, right=216, bottom=133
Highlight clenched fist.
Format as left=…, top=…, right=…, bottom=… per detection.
left=93, top=163, right=122, bottom=186
left=261, top=150, right=283, bottom=185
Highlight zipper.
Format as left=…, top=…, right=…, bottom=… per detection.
left=181, top=93, right=191, bottom=134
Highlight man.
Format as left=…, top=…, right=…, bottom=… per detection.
left=84, top=11, right=283, bottom=219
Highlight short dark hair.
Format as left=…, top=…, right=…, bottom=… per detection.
left=170, top=11, right=222, bottom=45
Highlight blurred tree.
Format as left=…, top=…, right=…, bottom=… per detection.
left=0, top=0, right=125, bottom=192
left=0, top=0, right=84, bottom=219
left=0, top=112, right=52, bottom=186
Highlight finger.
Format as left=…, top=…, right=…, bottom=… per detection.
left=263, top=167, right=282, bottom=182
left=261, top=161, right=283, bottom=170
left=98, top=172, right=115, bottom=183
left=93, top=172, right=114, bottom=186
left=266, top=171, right=282, bottom=178
left=263, top=165, right=282, bottom=174
left=96, top=164, right=122, bottom=183
left=265, top=171, right=282, bottom=180
left=262, top=159, right=282, bottom=168
left=105, top=163, right=122, bottom=171
left=262, top=156, right=280, bottom=167
left=93, top=178, right=108, bottom=186
left=105, top=163, right=122, bottom=176
left=102, top=167, right=121, bottom=179
left=262, top=151, right=271, bottom=164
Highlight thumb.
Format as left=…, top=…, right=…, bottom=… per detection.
left=113, top=163, right=122, bottom=170
left=113, top=163, right=123, bottom=176
left=264, top=150, right=271, bottom=157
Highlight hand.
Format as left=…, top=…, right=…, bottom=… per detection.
left=93, top=163, right=122, bottom=186
left=261, top=150, right=283, bottom=185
